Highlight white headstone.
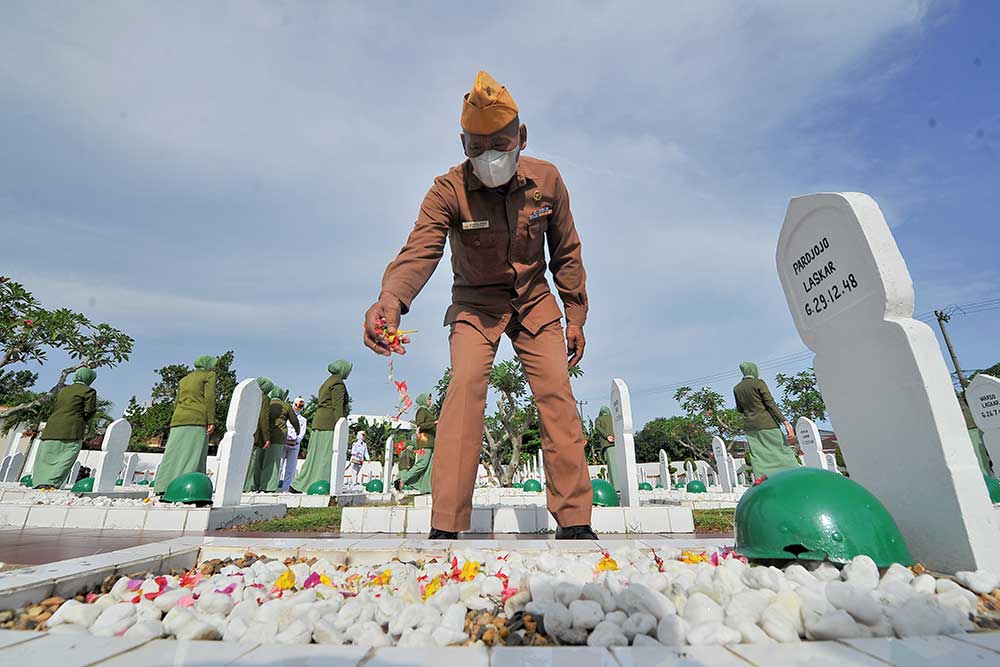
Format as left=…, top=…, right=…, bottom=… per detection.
left=212, top=378, right=262, bottom=507
left=966, top=374, right=1000, bottom=473
left=611, top=378, right=640, bottom=507
left=0, top=455, right=9, bottom=480
left=796, top=417, right=828, bottom=470
left=63, top=460, right=81, bottom=489
left=776, top=192, right=1000, bottom=573
left=537, top=450, right=545, bottom=483
left=94, top=419, right=131, bottom=493
left=824, top=453, right=841, bottom=474
left=4, top=451, right=25, bottom=481
left=658, top=450, right=672, bottom=487
left=684, top=461, right=695, bottom=484
left=330, top=417, right=350, bottom=495
left=2, top=422, right=26, bottom=458
left=711, top=436, right=734, bottom=493
left=122, top=453, right=139, bottom=485
left=382, top=435, right=394, bottom=491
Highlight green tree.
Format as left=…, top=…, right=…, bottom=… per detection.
left=0, top=369, right=37, bottom=406
left=672, top=385, right=744, bottom=459
left=775, top=368, right=826, bottom=423
left=633, top=417, right=693, bottom=463
left=349, top=416, right=407, bottom=462
left=0, top=277, right=133, bottom=424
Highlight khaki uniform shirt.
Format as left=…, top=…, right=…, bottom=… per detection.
left=380, top=156, right=588, bottom=342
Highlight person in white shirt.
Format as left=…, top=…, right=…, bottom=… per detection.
left=348, top=431, right=369, bottom=489
left=281, top=397, right=308, bottom=491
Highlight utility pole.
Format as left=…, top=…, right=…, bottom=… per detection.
left=935, top=310, right=969, bottom=389
left=576, top=400, right=588, bottom=421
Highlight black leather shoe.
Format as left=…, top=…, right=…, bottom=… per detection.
left=555, top=524, right=599, bottom=540
left=429, top=528, right=459, bottom=540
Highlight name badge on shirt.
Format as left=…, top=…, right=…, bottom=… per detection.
left=462, top=220, right=490, bottom=231
left=529, top=206, right=553, bottom=221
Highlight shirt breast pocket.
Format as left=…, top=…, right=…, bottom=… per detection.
left=459, top=229, right=497, bottom=249
left=527, top=219, right=549, bottom=240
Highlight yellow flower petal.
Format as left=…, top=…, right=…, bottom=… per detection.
left=274, top=569, right=296, bottom=590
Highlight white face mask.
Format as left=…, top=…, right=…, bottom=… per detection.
left=470, top=145, right=520, bottom=188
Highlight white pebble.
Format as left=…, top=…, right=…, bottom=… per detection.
left=656, top=615, right=688, bottom=645
left=812, top=562, right=842, bottom=582
left=632, top=634, right=665, bottom=647
left=619, top=583, right=675, bottom=620
left=441, top=603, right=467, bottom=631
left=843, top=556, right=879, bottom=591
left=223, top=617, right=249, bottom=642
left=783, top=564, right=818, bottom=588
left=569, top=600, right=603, bottom=630
left=760, top=607, right=800, bottom=643
left=621, top=612, right=656, bottom=640
left=431, top=626, right=468, bottom=646
left=587, top=620, right=628, bottom=647
left=154, top=588, right=190, bottom=612
left=528, top=574, right=554, bottom=604
left=162, top=606, right=197, bottom=635
left=480, top=577, right=503, bottom=597
left=353, top=621, right=392, bottom=648
left=726, top=618, right=772, bottom=644
left=682, top=593, right=723, bottom=625
left=743, top=566, right=788, bottom=593
left=175, top=618, right=219, bottom=641
left=581, top=583, right=616, bottom=613
left=555, top=582, right=582, bottom=606
left=276, top=620, right=312, bottom=644
left=826, top=581, right=883, bottom=625
left=936, top=589, right=978, bottom=616
left=687, top=621, right=741, bottom=645
left=881, top=563, right=915, bottom=585
left=312, top=619, right=345, bottom=645
left=196, top=591, right=234, bottom=616
left=397, top=628, right=434, bottom=647
left=725, top=589, right=773, bottom=623
left=91, top=603, right=137, bottom=636
left=911, top=574, right=937, bottom=595
left=955, top=570, right=1000, bottom=595
left=804, top=609, right=865, bottom=640
left=124, top=620, right=165, bottom=641
left=48, top=600, right=102, bottom=628
left=888, top=596, right=971, bottom=637
left=541, top=602, right=572, bottom=638
left=605, top=610, right=628, bottom=625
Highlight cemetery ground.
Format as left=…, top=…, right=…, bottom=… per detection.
left=222, top=506, right=736, bottom=535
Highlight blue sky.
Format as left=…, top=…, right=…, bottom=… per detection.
left=2, top=1, right=998, bottom=429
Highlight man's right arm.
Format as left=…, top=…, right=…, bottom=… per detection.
left=364, top=181, right=452, bottom=355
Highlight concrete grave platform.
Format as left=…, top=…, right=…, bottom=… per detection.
left=0, top=486, right=150, bottom=503
left=340, top=504, right=695, bottom=533
left=0, top=502, right=286, bottom=531
left=240, top=492, right=331, bottom=508
left=1, top=536, right=999, bottom=665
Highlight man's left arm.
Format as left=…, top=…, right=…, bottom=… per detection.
left=547, top=171, right=589, bottom=366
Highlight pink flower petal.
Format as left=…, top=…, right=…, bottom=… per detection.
left=178, top=596, right=196, bottom=608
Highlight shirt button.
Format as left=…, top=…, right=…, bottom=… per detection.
left=474, top=240, right=481, bottom=247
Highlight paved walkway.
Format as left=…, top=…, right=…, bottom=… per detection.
left=0, top=527, right=733, bottom=567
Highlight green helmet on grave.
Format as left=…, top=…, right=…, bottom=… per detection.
left=115, top=479, right=123, bottom=486
left=71, top=477, right=95, bottom=493
left=592, top=478, right=620, bottom=507
left=686, top=480, right=707, bottom=493
left=638, top=482, right=653, bottom=491
left=366, top=479, right=384, bottom=493
left=984, top=475, right=1000, bottom=503
left=523, top=479, right=543, bottom=493
left=162, top=472, right=214, bottom=506
left=674, top=482, right=685, bottom=489
left=20, top=474, right=33, bottom=487
left=655, top=483, right=664, bottom=488
left=512, top=482, right=524, bottom=489
left=734, top=467, right=913, bottom=568
left=138, top=479, right=150, bottom=486
left=307, top=480, right=331, bottom=495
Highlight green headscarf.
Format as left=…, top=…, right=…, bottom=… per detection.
left=269, top=386, right=284, bottom=400
left=328, top=360, right=353, bottom=379
left=256, top=377, right=273, bottom=395
left=195, top=355, right=219, bottom=371
left=73, top=367, right=97, bottom=386
left=599, top=406, right=611, bottom=417
left=740, top=362, right=760, bottom=379
left=415, top=392, right=432, bottom=408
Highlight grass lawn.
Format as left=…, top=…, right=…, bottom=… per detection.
left=692, top=508, right=735, bottom=533
left=230, top=506, right=344, bottom=532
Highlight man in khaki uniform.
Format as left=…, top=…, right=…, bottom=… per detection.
left=364, top=70, right=595, bottom=539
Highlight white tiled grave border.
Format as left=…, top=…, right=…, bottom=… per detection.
left=0, top=503, right=286, bottom=531
left=0, top=486, right=150, bottom=503
left=2, top=536, right=1000, bottom=666
left=340, top=504, right=695, bottom=534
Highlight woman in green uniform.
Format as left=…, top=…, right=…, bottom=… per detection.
left=244, top=377, right=274, bottom=492
left=396, top=392, right=436, bottom=493
left=257, top=387, right=299, bottom=492
left=291, top=361, right=351, bottom=493
left=733, top=361, right=798, bottom=478
left=31, top=367, right=98, bottom=489
left=154, top=355, right=217, bottom=495
left=595, top=406, right=618, bottom=490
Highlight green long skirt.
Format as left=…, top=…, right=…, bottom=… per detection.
left=258, top=441, right=284, bottom=493
left=154, top=425, right=208, bottom=494
left=602, top=445, right=620, bottom=491
left=31, top=439, right=81, bottom=488
left=244, top=447, right=262, bottom=492
left=745, top=427, right=799, bottom=478
left=291, top=430, right=334, bottom=493
left=969, top=428, right=993, bottom=476
left=398, top=451, right=434, bottom=494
